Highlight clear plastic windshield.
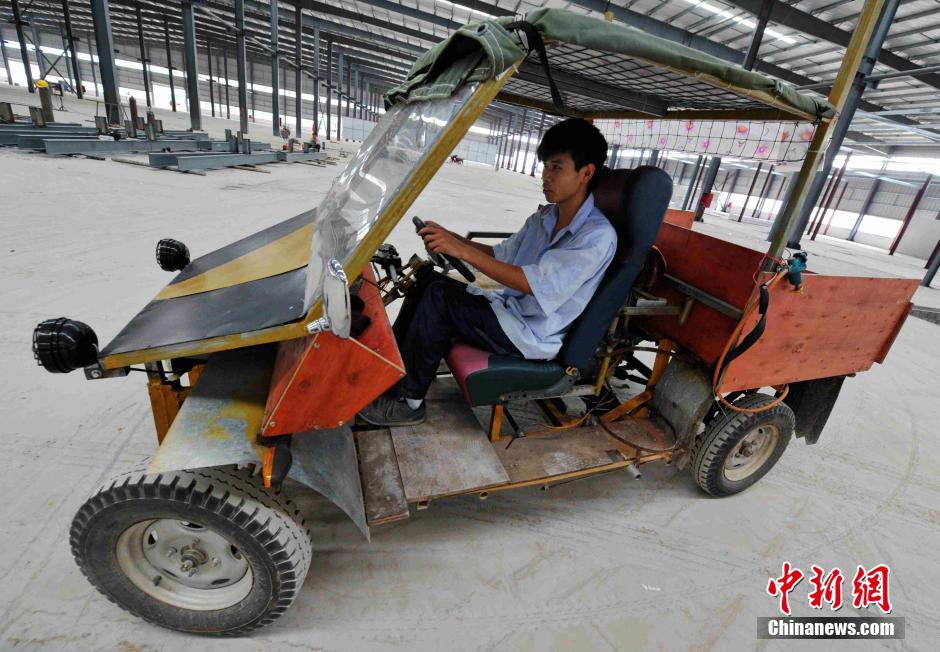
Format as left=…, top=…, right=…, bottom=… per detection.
left=304, top=83, right=479, bottom=311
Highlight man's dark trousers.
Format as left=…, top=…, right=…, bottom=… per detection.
left=392, top=270, right=520, bottom=400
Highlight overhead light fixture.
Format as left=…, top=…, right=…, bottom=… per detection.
left=679, top=0, right=797, bottom=44
left=436, top=0, right=498, bottom=20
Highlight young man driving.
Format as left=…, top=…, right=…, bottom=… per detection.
left=359, top=118, right=616, bottom=426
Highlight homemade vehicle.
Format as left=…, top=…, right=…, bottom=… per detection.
left=33, top=6, right=918, bottom=636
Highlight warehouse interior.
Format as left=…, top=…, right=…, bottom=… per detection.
left=2, top=0, right=938, bottom=649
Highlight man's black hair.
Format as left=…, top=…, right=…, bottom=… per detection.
left=536, top=118, right=608, bottom=190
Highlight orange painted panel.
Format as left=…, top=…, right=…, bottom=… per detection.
left=637, top=224, right=765, bottom=365
left=718, top=276, right=918, bottom=392
left=663, top=209, right=695, bottom=229
left=261, top=267, right=405, bottom=436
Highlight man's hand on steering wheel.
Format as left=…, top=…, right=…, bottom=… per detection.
left=418, top=222, right=466, bottom=260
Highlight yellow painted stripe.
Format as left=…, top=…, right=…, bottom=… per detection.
left=155, top=222, right=314, bottom=300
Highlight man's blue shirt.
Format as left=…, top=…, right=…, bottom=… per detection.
left=467, top=193, right=617, bottom=360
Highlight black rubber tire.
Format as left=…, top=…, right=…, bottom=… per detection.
left=692, top=394, right=795, bottom=496
left=70, top=467, right=311, bottom=636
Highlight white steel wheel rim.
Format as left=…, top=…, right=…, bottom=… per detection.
left=115, top=519, right=253, bottom=611
left=723, top=424, right=780, bottom=482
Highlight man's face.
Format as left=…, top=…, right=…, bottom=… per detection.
left=541, top=151, right=594, bottom=204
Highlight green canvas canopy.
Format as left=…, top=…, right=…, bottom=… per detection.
left=386, top=8, right=835, bottom=123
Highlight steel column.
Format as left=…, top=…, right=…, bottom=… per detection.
left=737, top=163, right=763, bottom=222
left=513, top=109, right=528, bottom=172
left=743, top=0, right=773, bottom=71
left=325, top=39, right=332, bottom=138
left=163, top=15, right=176, bottom=111
left=529, top=111, right=546, bottom=176
left=181, top=0, right=201, bottom=130
left=248, top=58, right=255, bottom=120
left=294, top=3, right=302, bottom=136
left=235, top=0, right=249, bottom=134
left=337, top=49, right=343, bottom=138
left=848, top=162, right=887, bottom=241
left=520, top=117, right=534, bottom=174
left=648, top=149, right=660, bottom=167
left=30, top=21, right=47, bottom=80
left=10, top=0, right=34, bottom=92
left=344, top=54, right=350, bottom=118
left=62, top=1, right=82, bottom=98
left=823, top=182, right=850, bottom=236
left=751, top=164, right=775, bottom=219
left=206, top=40, right=215, bottom=117
left=223, top=49, right=230, bottom=119
left=90, top=0, right=120, bottom=123
left=270, top=0, right=279, bottom=135
left=60, top=30, right=74, bottom=89
left=681, top=156, right=704, bottom=210
left=781, top=0, right=899, bottom=250
left=889, top=174, right=933, bottom=255
left=923, top=239, right=940, bottom=287
left=807, top=171, right=838, bottom=234
left=694, top=156, right=721, bottom=221
left=85, top=31, right=98, bottom=96
left=135, top=2, right=151, bottom=107
left=313, top=28, right=320, bottom=130
left=498, top=113, right=513, bottom=169
left=811, top=154, right=851, bottom=239
left=0, top=27, right=12, bottom=86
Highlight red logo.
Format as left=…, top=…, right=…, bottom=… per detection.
left=767, top=563, right=892, bottom=615
left=766, top=562, right=804, bottom=616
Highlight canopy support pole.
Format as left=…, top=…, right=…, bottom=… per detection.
left=768, top=0, right=894, bottom=260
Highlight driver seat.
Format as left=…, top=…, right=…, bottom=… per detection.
left=445, top=165, right=672, bottom=408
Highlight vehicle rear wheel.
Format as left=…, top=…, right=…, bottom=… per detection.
left=692, top=394, right=794, bottom=496
left=70, top=466, right=311, bottom=636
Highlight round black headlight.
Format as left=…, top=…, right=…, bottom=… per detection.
left=32, top=318, right=99, bottom=373
left=156, top=238, right=190, bottom=272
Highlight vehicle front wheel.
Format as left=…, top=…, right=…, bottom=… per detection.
left=692, top=394, right=795, bottom=496
left=70, top=466, right=311, bottom=636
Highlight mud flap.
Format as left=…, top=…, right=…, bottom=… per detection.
left=650, top=358, right=714, bottom=469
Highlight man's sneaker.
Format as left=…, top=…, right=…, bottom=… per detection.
left=357, top=395, right=426, bottom=426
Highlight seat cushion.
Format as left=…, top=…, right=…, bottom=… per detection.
left=446, top=343, right=565, bottom=407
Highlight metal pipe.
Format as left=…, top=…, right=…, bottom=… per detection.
left=62, top=1, right=82, bottom=98
left=10, top=0, right=34, bottom=92
left=270, top=0, right=279, bottom=135
left=135, top=2, right=151, bottom=107
left=89, top=0, right=120, bottom=123
left=777, top=0, right=899, bottom=252
left=163, top=14, right=176, bottom=111
left=737, top=163, right=763, bottom=222
left=694, top=157, right=721, bottom=222
left=294, top=3, right=302, bottom=136
left=235, top=0, right=249, bottom=135
left=206, top=39, right=215, bottom=117
left=889, top=174, right=933, bottom=255
left=751, top=164, right=775, bottom=219
left=181, top=0, right=201, bottom=130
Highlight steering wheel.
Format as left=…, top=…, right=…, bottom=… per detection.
left=412, top=216, right=476, bottom=283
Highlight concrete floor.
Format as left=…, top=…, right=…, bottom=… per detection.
left=2, top=86, right=939, bottom=651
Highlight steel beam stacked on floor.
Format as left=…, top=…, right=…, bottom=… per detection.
left=177, top=151, right=278, bottom=171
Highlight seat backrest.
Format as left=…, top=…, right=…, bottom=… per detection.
left=557, top=165, right=673, bottom=375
